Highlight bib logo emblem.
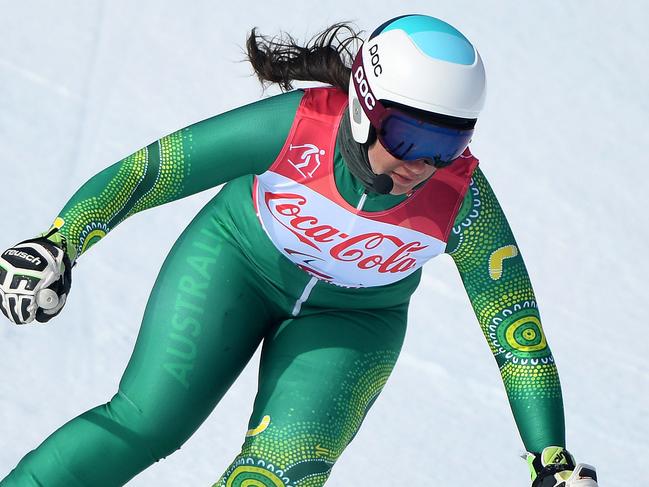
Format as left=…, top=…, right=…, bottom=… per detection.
left=288, top=143, right=325, bottom=178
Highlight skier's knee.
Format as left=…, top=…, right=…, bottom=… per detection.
left=106, top=390, right=190, bottom=462
left=216, top=438, right=337, bottom=487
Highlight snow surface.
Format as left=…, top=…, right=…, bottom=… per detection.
left=1, top=1, right=647, bottom=486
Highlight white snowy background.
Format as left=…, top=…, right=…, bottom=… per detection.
left=1, top=1, right=647, bottom=486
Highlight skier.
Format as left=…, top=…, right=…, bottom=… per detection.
left=0, top=14, right=599, bottom=487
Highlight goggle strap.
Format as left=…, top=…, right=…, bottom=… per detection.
left=351, top=48, right=388, bottom=127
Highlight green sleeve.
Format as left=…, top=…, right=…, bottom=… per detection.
left=45, top=90, right=304, bottom=262
left=446, top=167, right=565, bottom=452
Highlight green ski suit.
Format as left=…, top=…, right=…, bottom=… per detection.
left=1, top=88, right=564, bottom=487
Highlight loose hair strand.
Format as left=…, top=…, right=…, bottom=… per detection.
left=246, top=22, right=363, bottom=92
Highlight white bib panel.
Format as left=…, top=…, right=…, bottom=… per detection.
left=254, top=171, right=446, bottom=288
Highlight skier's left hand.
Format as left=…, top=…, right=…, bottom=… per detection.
left=527, top=446, right=599, bottom=486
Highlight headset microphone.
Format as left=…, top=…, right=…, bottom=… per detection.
left=372, top=174, right=393, bottom=195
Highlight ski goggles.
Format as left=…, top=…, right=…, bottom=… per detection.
left=377, top=110, right=474, bottom=167
left=351, top=50, right=474, bottom=168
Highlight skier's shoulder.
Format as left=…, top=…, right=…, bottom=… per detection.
left=243, top=89, right=305, bottom=117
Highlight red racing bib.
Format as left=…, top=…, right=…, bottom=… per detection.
left=253, top=87, right=478, bottom=288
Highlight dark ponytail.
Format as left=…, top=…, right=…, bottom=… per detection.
left=245, top=22, right=363, bottom=92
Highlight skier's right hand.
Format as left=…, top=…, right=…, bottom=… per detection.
left=527, top=446, right=599, bottom=487
left=0, top=236, right=72, bottom=324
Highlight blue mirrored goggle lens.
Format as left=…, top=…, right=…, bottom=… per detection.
left=378, top=111, right=474, bottom=167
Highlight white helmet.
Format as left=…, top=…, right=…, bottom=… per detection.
left=349, top=14, right=487, bottom=144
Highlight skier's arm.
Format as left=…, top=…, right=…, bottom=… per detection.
left=446, top=167, right=565, bottom=453
left=44, top=90, right=304, bottom=263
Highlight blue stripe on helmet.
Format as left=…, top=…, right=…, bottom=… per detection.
left=378, top=14, right=475, bottom=65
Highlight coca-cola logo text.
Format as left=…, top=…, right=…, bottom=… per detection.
left=264, top=192, right=428, bottom=274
